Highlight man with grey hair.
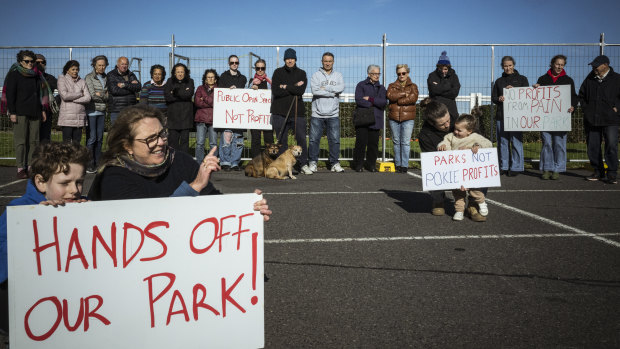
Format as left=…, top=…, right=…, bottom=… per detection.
left=578, top=55, right=620, bottom=184
left=107, top=56, right=141, bottom=124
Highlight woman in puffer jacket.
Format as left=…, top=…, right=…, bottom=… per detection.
left=58, top=60, right=91, bottom=144
left=387, top=64, right=419, bottom=173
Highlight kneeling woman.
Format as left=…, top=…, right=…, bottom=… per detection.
left=89, top=105, right=271, bottom=219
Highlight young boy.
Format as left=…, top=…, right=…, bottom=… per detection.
left=0, top=142, right=90, bottom=284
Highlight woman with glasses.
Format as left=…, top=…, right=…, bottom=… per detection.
left=427, top=51, right=461, bottom=126
left=194, top=69, right=219, bottom=163
left=353, top=64, right=387, bottom=172
left=164, top=63, right=195, bottom=155
left=249, top=59, right=274, bottom=158
left=58, top=60, right=91, bottom=144
left=88, top=105, right=271, bottom=221
left=387, top=64, right=419, bottom=173
left=1, top=50, right=52, bottom=179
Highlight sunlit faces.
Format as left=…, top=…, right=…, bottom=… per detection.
left=117, top=58, right=129, bottom=73
left=255, top=63, right=266, bottom=76
left=34, top=163, right=85, bottom=202
left=368, top=68, right=381, bottom=83
left=152, top=68, right=164, bottom=84
left=125, top=117, right=168, bottom=166
left=20, top=55, right=35, bottom=69
left=322, top=56, right=334, bottom=72
left=502, top=60, right=515, bottom=75
left=397, top=68, right=408, bottom=82
left=205, top=73, right=216, bottom=87
left=434, top=112, right=451, bottom=132
left=552, top=58, right=565, bottom=76
left=174, top=66, right=185, bottom=81
left=453, top=122, right=472, bottom=139
left=285, top=58, right=296, bottom=68
left=67, top=66, right=79, bottom=79
left=94, top=59, right=107, bottom=75
left=229, top=58, right=239, bottom=71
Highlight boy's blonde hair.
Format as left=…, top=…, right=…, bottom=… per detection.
left=30, top=143, right=91, bottom=182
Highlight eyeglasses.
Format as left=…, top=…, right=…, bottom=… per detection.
left=37, top=60, right=46, bottom=65
left=255, top=67, right=265, bottom=71
left=397, top=72, right=407, bottom=76
left=229, top=61, right=239, bottom=66
left=369, top=72, right=381, bottom=76
left=22, top=59, right=34, bottom=64
left=135, top=129, right=168, bottom=150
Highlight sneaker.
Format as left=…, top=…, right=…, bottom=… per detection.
left=466, top=205, right=487, bottom=222
left=16, top=168, right=28, bottom=179
left=541, top=171, right=551, bottom=180
left=607, top=177, right=618, bottom=184
left=300, top=165, right=313, bottom=175
left=551, top=172, right=560, bottom=180
left=453, top=212, right=464, bottom=221
left=478, top=202, right=488, bottom=216
left=222, top=165, right=231, bottom=171
left=330, top=163, right=344, bottom=173
left=586, top=172, right=603, bottom=181
left=86, top=166, right=97, bottom=174
left=231, top=165, right=241, bottom=171
left=308, top=161, right=318, bottom=173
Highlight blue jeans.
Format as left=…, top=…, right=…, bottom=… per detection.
left=110, top=112, right=120, bottom=125
left=195, top=123, right=218, bottom=163
left=87, top=113, right=105, bottom=167
left=388, top=119, right=414, bottom=167
left=308, top=117, right=340, bottom=165
left=539, top=131, right=567, bottom=172
left=496, top=120, right=524, bottom=171
left=220, top=129, right=244, bottom=166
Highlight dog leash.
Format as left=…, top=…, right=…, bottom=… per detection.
left=277, top=96, right=298, bottom=144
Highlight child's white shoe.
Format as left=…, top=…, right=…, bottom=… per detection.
left=453, top=211, right=464, bottom=221
left=479, top=202, right=488, bottom=216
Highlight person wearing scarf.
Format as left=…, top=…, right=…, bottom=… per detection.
left=194, top=69, right=219, bottom=163
left=248, top=59, right=275, bottom=158
left=533, top=55, right=577, bottom=180
left=1, top=50, right=51, bottom=179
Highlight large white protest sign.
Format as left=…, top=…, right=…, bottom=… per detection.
left=8, top=194, right=264, bottom=349
left=503, top=85, right=572, bottom=132
left=421, top=149, right=501, bottom=191
left=213, top=88, right=272, bottom=130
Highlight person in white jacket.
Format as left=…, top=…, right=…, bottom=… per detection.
left=308, top=52, right=345, bottom=172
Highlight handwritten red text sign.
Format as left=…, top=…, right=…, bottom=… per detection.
left=503, top=85, right=571, bottom=132
left=213, top=88, right=272, bottom=130
left=421, top=149, right=501, bottom=191
left=7, top=194, right=264, bottom=349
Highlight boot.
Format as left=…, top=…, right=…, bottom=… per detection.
left=431, top=202, right=445, bottom=216
left=466, top=204, right=486, bottom=222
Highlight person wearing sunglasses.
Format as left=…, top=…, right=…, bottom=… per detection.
left=164, top=63, right=194, bottom=155
left=1, top=50, right=52, bottom=179
left=248, top=59, right=275, bottom=158
left=57, top=60, right=91, bottom=144
left=427, top=51, right=461, bottom=127
left=387, top=64, right=419, bottom=173
left=218, top=55, right=248, bottom=171
left=195, top=69, right=220, bottom=163
left=35, top=54, right=59, bottom=143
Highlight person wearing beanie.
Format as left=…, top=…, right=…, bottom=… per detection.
left=578, top=55, right=620, bottom=184
left=270, top=48, right=312, bottom=175
left=427, top=51, right=461, bottom=126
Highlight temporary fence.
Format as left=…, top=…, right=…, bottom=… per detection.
left=1, top=34, right=618, bottom=163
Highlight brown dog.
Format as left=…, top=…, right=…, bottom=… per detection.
left=245, top=143, right=282, bottom=178
left=265, top=145, right=303, bottom=180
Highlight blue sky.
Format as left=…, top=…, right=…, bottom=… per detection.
left=1, top=0, right=619, bottom=46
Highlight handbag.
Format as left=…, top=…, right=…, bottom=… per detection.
left=353, top=107, right=375, bottom=127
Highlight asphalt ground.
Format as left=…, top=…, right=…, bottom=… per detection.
left=0, top=165, right=619, bottom=348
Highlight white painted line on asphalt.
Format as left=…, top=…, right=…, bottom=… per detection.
left=266, top=189, right=620, bottom=195
left=405, top=171, right=620, bottom=249
left=0, top=179, right=26, bottom=189
left=265, top=232, right=620, bottom=244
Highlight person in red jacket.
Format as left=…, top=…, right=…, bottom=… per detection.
left=194, top=69, right=219, bottom=163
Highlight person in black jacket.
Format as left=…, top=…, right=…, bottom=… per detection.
left=492, top=56, right=529, bottom=177
left=578, top=55, right=620, bottom=184
left=428, top=51, right=461, bottom=125
left=533, top=55, right=577, bottom=180
left=164, top=63, right=195, bottom=155
left=218, top=55, right=248, bottom=171
left=249, top=59, right=274, bottom=158
left=270, top=48, right=311, bottom=174
left=35, top=54, right=58, bottom=143
left=107, top=57, right=141, bottom=125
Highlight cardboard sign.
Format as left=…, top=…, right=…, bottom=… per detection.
left=503, top=85, right=572, bottom=131
left=213, top=88, right=273, bottom=130
left=7, top=194, right=264, bottom=349
left=421, top=149, right=501, bottom=191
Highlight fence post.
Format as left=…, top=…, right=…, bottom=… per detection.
left=490, top=45, right=496, bottom=143
left=382, top=33, right=387, bottom=162
left=69, top=47, right=72, bottom=61
left=600, top=33, right=605, bottom=55
left=170, top=34, right=175, bottom=73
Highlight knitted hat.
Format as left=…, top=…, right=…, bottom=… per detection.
left=284, top=48, right=297, bottom=60
left=437, top=51, right=450, bottom=65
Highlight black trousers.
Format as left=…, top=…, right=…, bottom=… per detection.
left=168, top=128, right=190, bottom=155
left=585, top=122, right=619, bottom=178
left=62, top=126, right=82, bottom=144
left=271, top=114, right=308, bottom=166
left=39, top=116, right=52, bottom=143
left=353, top=126, right=379, bottom=170
left=250, top=129, right=275, bottom=158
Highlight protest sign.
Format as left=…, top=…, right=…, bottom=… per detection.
left=503, top=85, right=572, bottom=131
left=421, top=149, right=501, bottom=191
left=213, top=88, right=272, bottom=130
left=7, top=194, right=264, bottom=349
